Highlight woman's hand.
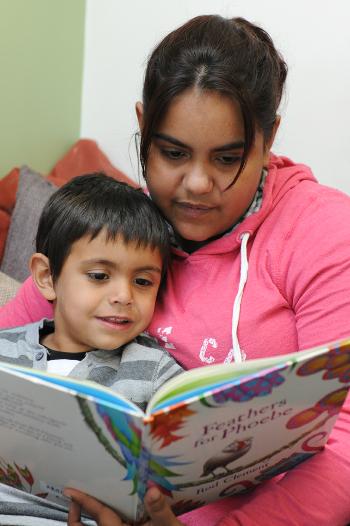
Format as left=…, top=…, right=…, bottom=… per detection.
left=64, top=488, right=128, bottom=526
left=143, top=487, right=184, bottom=526
left=64, top=487, right=185, bottom=526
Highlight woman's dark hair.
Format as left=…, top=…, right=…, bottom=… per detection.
left=140, top=15, right=287, bottom=188
left=36, top=173, right=170, bottom=281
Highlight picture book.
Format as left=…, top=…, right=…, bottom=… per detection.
left=0, top=337, right=349, bottom=523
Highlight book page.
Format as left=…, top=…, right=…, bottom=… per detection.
left=0, top=367, right=144, bottom=522
left=0, top=363, right=142, bottom=414
left=148, top=341, right=343, bottom=411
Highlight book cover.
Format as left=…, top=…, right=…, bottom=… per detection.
left=0, top=338, right=349, bottom=522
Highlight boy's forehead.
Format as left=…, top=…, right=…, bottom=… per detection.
left=67, top=231, right=163, bottom=267
left=87, top=230, right=160, bottom=253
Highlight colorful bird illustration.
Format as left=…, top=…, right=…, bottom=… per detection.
left=201, top=438, right=253, bottom=477
left=78, top=398, right=187, bottom=500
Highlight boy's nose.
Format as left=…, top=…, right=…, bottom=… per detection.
left=108, top=282, right=133, bottom=305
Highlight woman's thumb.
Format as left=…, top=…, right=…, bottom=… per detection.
left=144, top=487, right=183, bottom=526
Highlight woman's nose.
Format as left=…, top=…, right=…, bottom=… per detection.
left=182, top=163, right=214, bottom=195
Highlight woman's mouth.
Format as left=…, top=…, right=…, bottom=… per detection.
left=175, top=201, right=215, bottom=218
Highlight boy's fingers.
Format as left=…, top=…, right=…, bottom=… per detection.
left=144, top=488, right=184, bottom=526
left=64, top=488, right=126, bottom=526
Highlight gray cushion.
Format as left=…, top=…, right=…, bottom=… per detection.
left=0, top=271, right=20, bottom=306
left=0, top=166, right=57, bottom=282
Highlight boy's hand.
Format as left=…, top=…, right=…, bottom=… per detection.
left=64, top=487, right=185, bottom=526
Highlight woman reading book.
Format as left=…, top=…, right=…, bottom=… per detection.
left=1, top=14, right=350, bottom=526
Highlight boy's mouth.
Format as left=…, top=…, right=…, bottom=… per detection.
left=96, top=316, right=132, bottom=329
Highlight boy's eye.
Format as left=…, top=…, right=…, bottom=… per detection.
left=87, top=272, right=109, bottom=281
left=134, top=277, right=153, bottom=287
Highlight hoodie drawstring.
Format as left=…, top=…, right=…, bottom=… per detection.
left=225, top=232, right=250, bottom=364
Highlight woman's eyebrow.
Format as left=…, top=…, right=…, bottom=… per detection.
left=153, top=132, right=244, bottom=151
left=153, top=133, right=187, bottom=148
left=213, top=141, right=245, bottom=152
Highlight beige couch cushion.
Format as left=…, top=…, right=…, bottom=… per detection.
left=0, top=271, right=20, bottom=307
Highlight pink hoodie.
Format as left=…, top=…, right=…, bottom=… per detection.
left=1, top=154, right=350, bottom=524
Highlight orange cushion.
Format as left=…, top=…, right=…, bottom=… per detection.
left=0, top=210, right=11, bottom=263
left=47, top=138, right=139, bottom=188
left=0, top=169, right=20, bottom=264
left=0, top=168, right=20, bottom=214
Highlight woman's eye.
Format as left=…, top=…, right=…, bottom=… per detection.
left=161, top=149, right=187, bottom=161
left=134, top=277, right=153, bottom=287
left=216, top=155, right=241, bottom=165
left=87, top=272, right=109, bottom=281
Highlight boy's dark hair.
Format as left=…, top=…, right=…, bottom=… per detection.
left=36, top=173, right=170, bottom=281
left=140, top=15, right=287, bottom=190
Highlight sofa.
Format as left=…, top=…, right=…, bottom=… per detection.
left=0, top=139, right=137, bottom=309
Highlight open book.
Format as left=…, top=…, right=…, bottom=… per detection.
left=0, top=338, right=349, bottom=522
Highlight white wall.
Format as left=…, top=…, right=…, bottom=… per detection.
left=81, top=0, right=350, bottom=193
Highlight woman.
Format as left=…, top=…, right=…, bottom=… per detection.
left=1, top=15, right=350, bottom=526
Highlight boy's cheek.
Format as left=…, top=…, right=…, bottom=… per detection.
left=142, top=297, right=159, bottom=323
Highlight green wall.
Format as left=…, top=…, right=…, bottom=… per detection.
left=0, top=0, right=85, bottom=176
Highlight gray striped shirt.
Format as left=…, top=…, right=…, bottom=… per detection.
left=0, top=319, right=183, bottom=410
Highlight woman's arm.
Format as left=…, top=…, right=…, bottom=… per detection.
left=182, top=190, right=350, bottom=526
left=0, top=276, right=53, bottom=328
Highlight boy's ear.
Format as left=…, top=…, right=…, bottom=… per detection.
left=135, top=101, right=144, bottom=131
left=29, top=253, right=56, bottom=301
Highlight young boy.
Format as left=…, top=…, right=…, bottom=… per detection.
left=0, top=173, right=183, bottom=411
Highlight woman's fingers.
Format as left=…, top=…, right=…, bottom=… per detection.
left=67, top=499, right=83, bottom=526
left=64, top=486, right=185, bottom=526
left=144, top=487, right=185, bottom=526
left=64, top=488, right=128, bottom=526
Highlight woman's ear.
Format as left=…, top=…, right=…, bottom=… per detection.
left=29, top=253, right=56, bottom=301
left=269, top=115, right=281, bottom=147
left=135, top=101, right=144, bottom=130
left=263, top=115, right=281, bottom=165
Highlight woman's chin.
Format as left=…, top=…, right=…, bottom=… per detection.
left=175, top=224, right=229, bottom=245
left=175, top=230, right=211, bottom=245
